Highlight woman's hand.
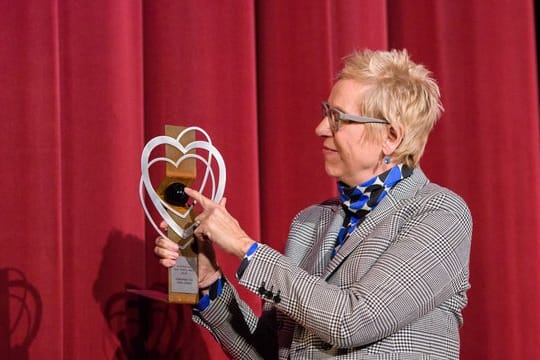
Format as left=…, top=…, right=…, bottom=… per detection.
left=185, top=187, right=255, bottom=259
left=154, top=221, right=221, bottom=288
left=154, top=221, right=181, bottom=267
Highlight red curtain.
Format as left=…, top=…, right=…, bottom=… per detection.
left=1, top=1, right=538, bottom=359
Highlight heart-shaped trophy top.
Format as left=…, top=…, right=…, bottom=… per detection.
left=139, top=126, right=226, bottom=249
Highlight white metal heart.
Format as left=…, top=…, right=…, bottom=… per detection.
left=139, top=127, right=226, bottom=249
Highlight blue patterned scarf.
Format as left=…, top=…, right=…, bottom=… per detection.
left=332, top=164, right=413, bottom=258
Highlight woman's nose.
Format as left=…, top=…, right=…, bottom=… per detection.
left=315, top=116, right=332, bottom=137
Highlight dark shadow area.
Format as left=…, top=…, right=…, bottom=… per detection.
left=0, top=267, right=43, bottom=360
left=93, top=229, right=211, bottom=359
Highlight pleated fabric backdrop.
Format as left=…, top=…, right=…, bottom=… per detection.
left=0, top=1, right=538, bottom=359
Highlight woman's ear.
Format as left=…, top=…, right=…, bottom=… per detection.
left=383, top=124, right=404, bottom=155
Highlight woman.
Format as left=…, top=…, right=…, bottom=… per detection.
left=155, top=49, right=472, bottom=359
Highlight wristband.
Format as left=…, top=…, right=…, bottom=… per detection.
left=236, top=242, right=260, bottom=279
left=195, top=276, right=225, bottom=311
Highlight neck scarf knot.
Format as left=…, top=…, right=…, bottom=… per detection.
left=332, top=164, right=412, bottom=258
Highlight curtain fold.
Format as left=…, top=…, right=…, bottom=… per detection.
left=55, top=0, right=147, bottom=357
left=0, top=1, right=64, bottom=358
left=0, top=1, right=538, bottom=358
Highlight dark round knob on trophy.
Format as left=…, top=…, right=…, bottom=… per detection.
left=164, top=182, right=189, bottom=206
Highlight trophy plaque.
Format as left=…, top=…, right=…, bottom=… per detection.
left=133, top=125, right=226, bottom=304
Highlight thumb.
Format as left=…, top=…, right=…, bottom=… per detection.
left=219, top=197, right=227, bottom=207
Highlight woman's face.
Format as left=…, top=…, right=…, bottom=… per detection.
left=315, top=79, right=389, bottom=186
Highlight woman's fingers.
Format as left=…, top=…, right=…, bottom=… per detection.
left=154, top=236, right=180, bottom=269
left=159, top=220, right=168, bottom=231
left=159, top=258, right=177, bottom=268
left=185, top=187, right=215, bottom=210
left=184, top=188, right=251, bottom=257
left=155, top=236, right=179, bottom=251
left=154, top=244, right=178, bottom=259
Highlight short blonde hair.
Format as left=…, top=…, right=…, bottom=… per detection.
left=337, top=49, right=443, bottom=167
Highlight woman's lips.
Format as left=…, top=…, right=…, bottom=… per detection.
left=322, top=146, right=336, bottom=155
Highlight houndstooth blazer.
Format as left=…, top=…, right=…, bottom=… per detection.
left=193, top=168, right=472, bottom=359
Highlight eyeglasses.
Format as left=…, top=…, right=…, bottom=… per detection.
left=321, top=101, right=389, bottom=133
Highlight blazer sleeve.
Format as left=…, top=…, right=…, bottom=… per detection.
left=237, top=190, right=472, bottom=348
left=190, top=208, right=316, bottom=360
left=192, top=279, right=279, bottom=360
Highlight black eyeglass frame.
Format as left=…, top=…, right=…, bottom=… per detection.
left=321, top=101, right=389, bottom=133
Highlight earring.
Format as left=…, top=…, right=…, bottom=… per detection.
left=383, top=155, right=391, bottom=165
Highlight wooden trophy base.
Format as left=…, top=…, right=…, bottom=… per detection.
left=166, top=209, right=198, bottom=304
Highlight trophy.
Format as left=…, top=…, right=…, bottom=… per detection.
left=134, top=125, right=226, bottom=304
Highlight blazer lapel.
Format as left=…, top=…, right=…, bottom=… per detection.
left=322, top=201, right=393, bottom=279
left=322, top=168, right=429, bottom=279
left=299, top=204, right=345, bottom=276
